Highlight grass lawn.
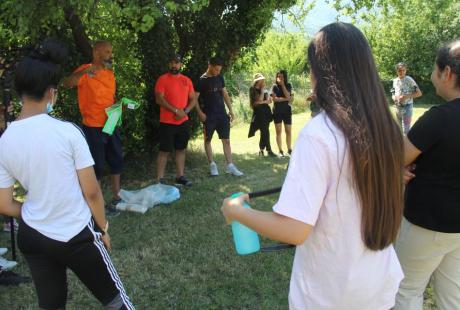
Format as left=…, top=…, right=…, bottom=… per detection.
left=1, top=103, right=438, bottom=309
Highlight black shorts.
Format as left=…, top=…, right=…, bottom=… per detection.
left=82, top=126, right=123, bottom=180
left=204, top=114, right=230, bottom=142
left=273, top=102, right=292, bottom=125
left=159, top=121, right=190, bottom=152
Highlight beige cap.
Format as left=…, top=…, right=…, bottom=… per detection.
left=253, top=73, right=265, bottom=83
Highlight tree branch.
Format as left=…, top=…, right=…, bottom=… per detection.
left=63, top=5, right=92, bottom=61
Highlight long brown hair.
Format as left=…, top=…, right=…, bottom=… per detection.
left=307, top=23, right=404, bottom=250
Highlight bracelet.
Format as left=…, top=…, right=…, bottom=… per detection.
left=174, top=108, right=178, bottom=114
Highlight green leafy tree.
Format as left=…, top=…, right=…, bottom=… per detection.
left=333, top=0, right=460, bottom=100
left=232, top=30, right=309, bottom=77
left=0, top=0, right=297, bottom=153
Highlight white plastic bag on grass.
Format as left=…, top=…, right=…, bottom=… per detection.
left=116, top=184, right=180, bottom=213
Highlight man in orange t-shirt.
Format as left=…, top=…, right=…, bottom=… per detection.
left=63, top=40, right=122, bottom=215
left=154, top=54, right=197, bottom=186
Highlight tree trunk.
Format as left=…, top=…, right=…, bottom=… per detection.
left=63, top=5, right=92, bottom=61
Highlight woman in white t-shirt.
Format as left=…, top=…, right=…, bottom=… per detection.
left=0, top=39, right=134, bottom=309
left=221, top=22, right=405, bottom=310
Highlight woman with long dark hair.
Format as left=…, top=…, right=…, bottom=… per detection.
left=270, top=70, right=293, bottom=157
left=222, top=23, right=404, bottom=309
left=395, top=39, right=460, bottom=310
left=0, top=39, right=134, bottom=309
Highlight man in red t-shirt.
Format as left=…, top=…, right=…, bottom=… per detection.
left=63, top=40, right=122, bottom=215
left=154, top=54, right=197, bottom=186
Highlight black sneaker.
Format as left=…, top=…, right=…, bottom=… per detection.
left=175, top=176, right=192, bottom=187
left=288, top=149, right=292, bottom=156
left=105, top=199, right=121, bottom=217
left=0, top=270, right=31, bottom=286
left=158, top=178, right=167, bottom=185
left=267, top=151, right=277, bottom=157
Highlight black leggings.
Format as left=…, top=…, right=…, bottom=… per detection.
left=259, top=124, right=272, bottom=152
left=18, top=219, right=134, bottom=310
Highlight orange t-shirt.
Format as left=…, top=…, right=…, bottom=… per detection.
left=154, top=73, right=194, bottom=125
left=74, top=64, right=116, bottom=127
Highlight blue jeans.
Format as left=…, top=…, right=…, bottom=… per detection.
left=396, top=103, right=413, bottom=135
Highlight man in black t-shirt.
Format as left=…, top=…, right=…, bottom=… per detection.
left=195, top=57, right=243, bottom=177
left=394, top=40, right=460, bottom=310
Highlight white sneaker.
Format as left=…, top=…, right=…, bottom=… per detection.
left=0, top=248, right=7, bottom=256
left=0, top=256, right=17, bottom=271
left=209, top=161, right=219, bottom=176
left=226, top=163, right=244, bottom=176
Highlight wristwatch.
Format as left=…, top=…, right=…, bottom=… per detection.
left=174, top=108, right=178, bottom=114
left=184, top=107, right=190, bottom=114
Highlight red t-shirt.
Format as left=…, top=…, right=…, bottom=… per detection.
left=74, top=64, right=116, bottom=127
left=154, top=73, right=194, bottom=125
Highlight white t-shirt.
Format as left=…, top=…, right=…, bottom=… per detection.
left=273, top=112, right=403, bottom=310
left=0, top=114, right=94, bottom=242
left=392, top=76, right=418, bottom=105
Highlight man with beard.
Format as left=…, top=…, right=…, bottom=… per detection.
left=154, top=54, right=197, bottom=186
left=63, top=40, right=122, bottom=216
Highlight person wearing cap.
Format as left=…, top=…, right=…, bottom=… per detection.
left=391, top=62, right=422, bottom=134
left=154, top=54, right=197, bottom=186
left=63, top=40, right=122, bottom=216
left=195, top=56, right=243, bottom=177
left=248, top=73, right=276, bottom=157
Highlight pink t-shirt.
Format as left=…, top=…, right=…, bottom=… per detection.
left=273, top=112, right=403, bottom=310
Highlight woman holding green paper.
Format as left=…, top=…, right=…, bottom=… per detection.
left=221, top=23, right=404, bottom=309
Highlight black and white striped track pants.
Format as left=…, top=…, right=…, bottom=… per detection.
left=17, top=218, right=134, bottom=310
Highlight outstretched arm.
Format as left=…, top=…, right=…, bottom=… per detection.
left=221, top=195, right=312, bottom=245
left=62, top=66, right=95, bottom=88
